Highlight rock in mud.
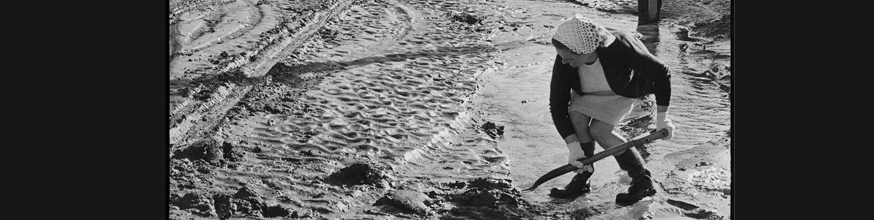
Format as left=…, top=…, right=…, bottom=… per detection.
left=480, top=121, right=505, bottom=139
left=325, top=163, right=394, bottom=188
left=374, top=190, right=433, bottom=215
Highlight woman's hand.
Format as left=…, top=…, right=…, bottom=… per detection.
left=656, top=112, right=675, bottom=139
left=567, top=142, right=594, bottom=173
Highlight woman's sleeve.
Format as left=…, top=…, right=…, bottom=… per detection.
left=549, top=55, right=576, bottom=139
left=623, top=34, right=672, bottom=106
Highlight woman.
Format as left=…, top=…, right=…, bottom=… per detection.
left=547, top=14, right=676, bottom=206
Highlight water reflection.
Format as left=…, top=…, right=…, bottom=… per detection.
left=635, top=23, right=660, bottom=56
left=637, top=0, right=663, bottom=24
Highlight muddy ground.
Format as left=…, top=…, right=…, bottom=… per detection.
left=169, top=0, right=730, bottom=219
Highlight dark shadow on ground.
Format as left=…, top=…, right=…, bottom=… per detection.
left=266, top=44, right=498, bottom=86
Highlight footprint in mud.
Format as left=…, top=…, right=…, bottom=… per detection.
left=686, top=166, right=730, bottom=195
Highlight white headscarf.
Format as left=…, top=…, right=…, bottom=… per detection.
left=552, top=14, right=614, bottom=54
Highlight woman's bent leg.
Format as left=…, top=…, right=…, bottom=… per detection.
left=590, top=119, right=656, bottom=206
left=549, top=112, right=597, bottom=198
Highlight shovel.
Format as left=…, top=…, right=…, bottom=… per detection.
left=522, top=129, right=669, bottom=191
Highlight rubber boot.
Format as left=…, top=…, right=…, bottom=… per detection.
left=549, top=141, right=595, bottom=198
left=613, top=148, right=656, bottom=206
left=549, top=171, right=592, bottom=198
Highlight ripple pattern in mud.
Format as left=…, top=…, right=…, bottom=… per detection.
left=245, top=0, right=501, bottom=168
left=667, top=53, right=730, bottom=146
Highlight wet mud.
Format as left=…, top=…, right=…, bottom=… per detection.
left=169, top=0, right=730, bottom=219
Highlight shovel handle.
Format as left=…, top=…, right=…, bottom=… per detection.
left=574, top=129, right=669, bottom=165
left=522, top=129, right=669, bottom=191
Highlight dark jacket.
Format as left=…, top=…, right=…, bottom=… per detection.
left=549, top=30, right=671, bottom=139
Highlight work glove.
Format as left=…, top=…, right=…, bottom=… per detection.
left=656, top=112, right=676, bottom=140
left=567, top=142, right=594, bottom=173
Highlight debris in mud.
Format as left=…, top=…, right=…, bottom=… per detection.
left=325, top=162, right=394, bottom=188
left=666, top=198, right=700, bottom=210
left=261, top=204, right=293, bottom=218
left=192, top=88, right=215, bottom=101
left=448, top=178, right=522, bottom=207
left=169, top=158, right=212, bottom=189
left=447, top=11, right=483, bottom=25
left=684, top=208, right=721, bottom=219
left=460, top=188, right=519, bottom=206
left=687, top=167, right=731, bottom=193
left=234, top=186, right=261, bottom=199
left=571, top=206, right=606, bottom=219
left=172, top=139, right=246, bottom=168
left=425, top=178, right=531, bottom=219
left=212, top=194, right=235, bottom=219
left=447, top=206, right=525, bottom=220
left=574, top=0, right=638, bottom=14
left=374, top=190, right=434, bottom=215
left=231, top=187, right=267, bottom=217
left=624, top=114, right=653, bottom=130
left=172, top=192, right=217, bottom=217
left=221, top=142, right=244, bottom=162
left=480, top=121, right=505, bottom=139
left=691, top=14, right=731, bottom=40
left=444, top=181, right=467, bottom=189
left=184, top=186, right=297, bottom=219
left=173, top=139, right=224, bottom=165
left=467, top=177, right=513, bottom=190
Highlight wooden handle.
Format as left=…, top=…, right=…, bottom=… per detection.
left=574, top=129, right=668, bottom=165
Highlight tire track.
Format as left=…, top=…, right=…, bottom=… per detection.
left=169, top=0, right=355, bottom=147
